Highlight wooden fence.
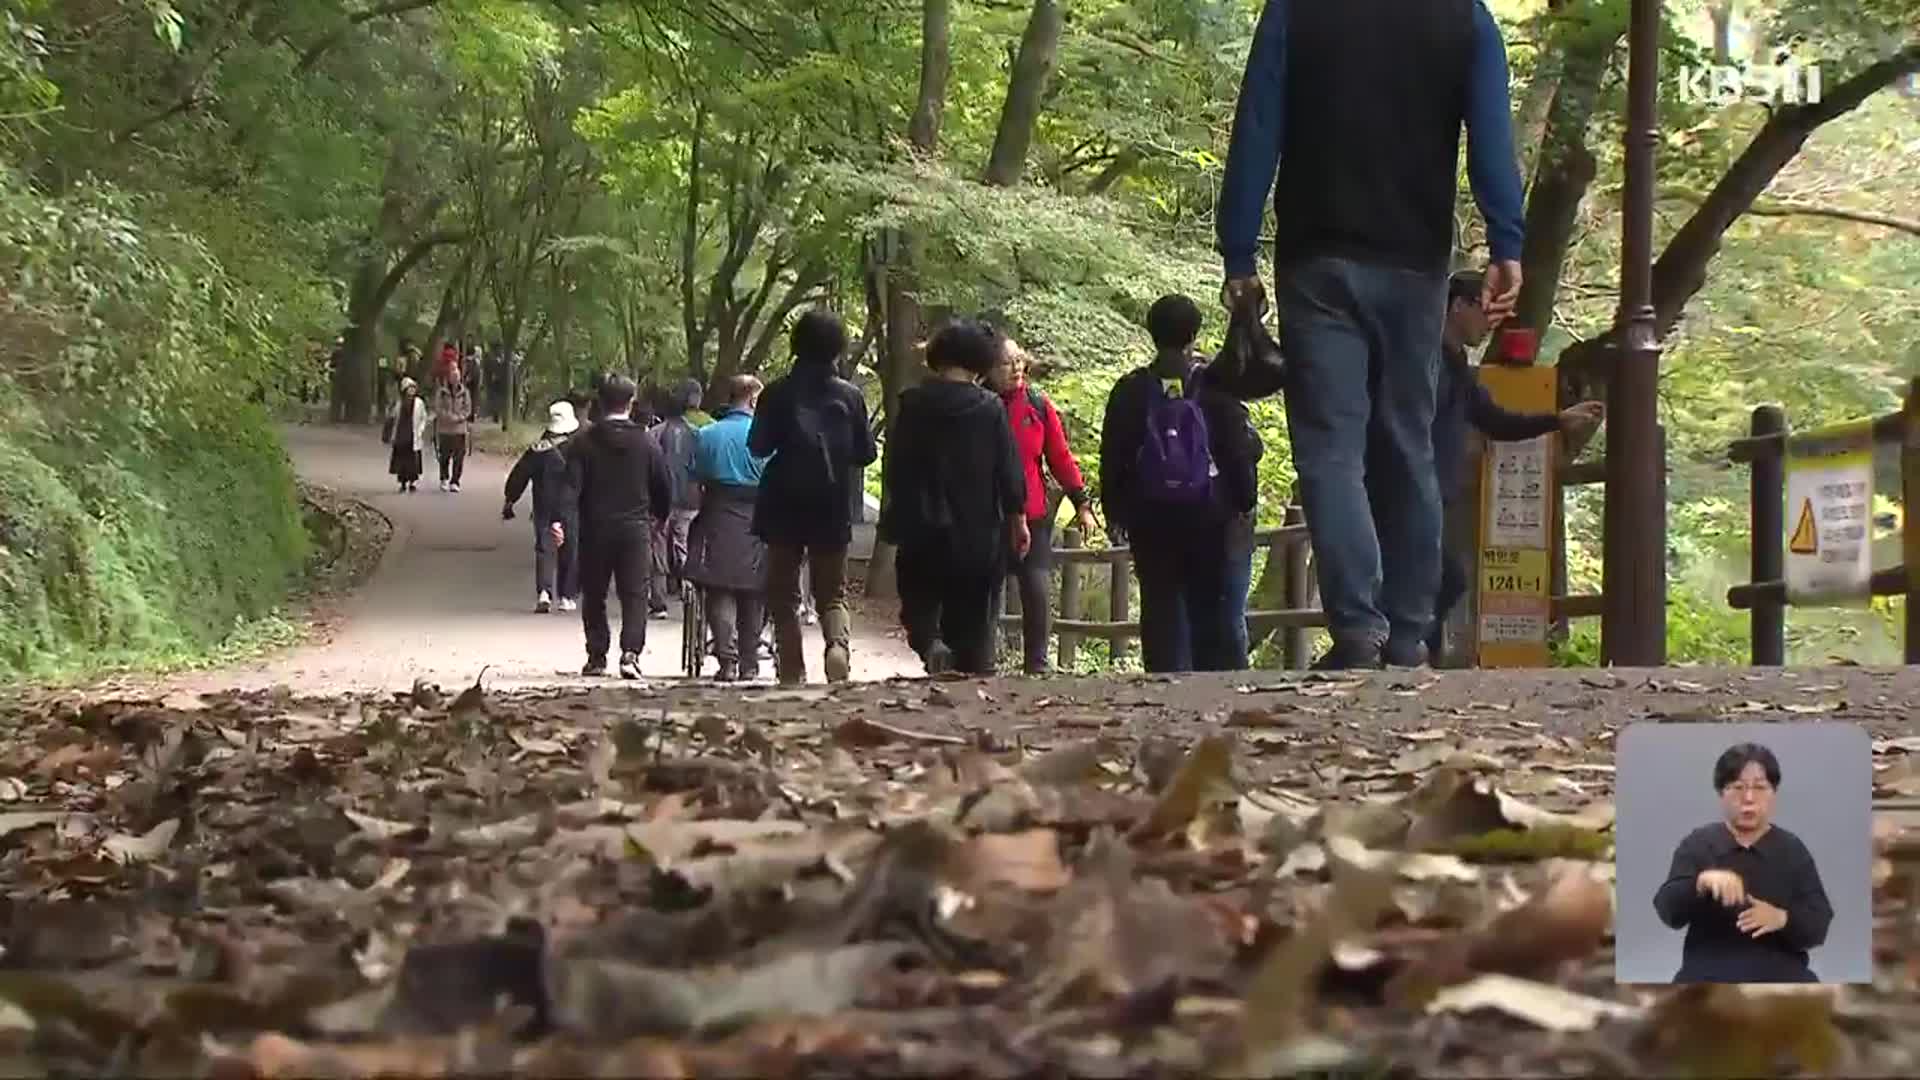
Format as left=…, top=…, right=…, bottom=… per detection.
left=1724, top=377, right=1920, bottom=665
left=996, top=513, right=1323, bottom=670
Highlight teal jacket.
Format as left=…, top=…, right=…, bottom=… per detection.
left=694, top=407, right=767, bottom=488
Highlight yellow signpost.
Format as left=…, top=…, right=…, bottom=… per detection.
left=1474, top=331, right=1558, bottom=668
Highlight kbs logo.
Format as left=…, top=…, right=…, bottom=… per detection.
left=1676, top=60, right=1823, bottom=106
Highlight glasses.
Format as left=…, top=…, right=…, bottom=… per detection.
left=1726, top=782, right=1774, bottom=797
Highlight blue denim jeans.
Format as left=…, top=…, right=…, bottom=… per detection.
left=1218, top=540, right=1254, bottom=670
left=1276, top=256, right=1447, bottom=657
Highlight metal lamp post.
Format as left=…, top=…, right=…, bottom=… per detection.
left=1601, top=0, right=1669, bottom=666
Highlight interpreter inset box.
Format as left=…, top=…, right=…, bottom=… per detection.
left=1614, top=722, right=1871, bottom=985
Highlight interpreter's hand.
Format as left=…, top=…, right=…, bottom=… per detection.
left=1558, top=401, right=1605, bottom=436
left=550, top=522, right=565, bottom=546
left=1011, top=516, right=1032, bottom=560
left=1482, top=260, right=1524, bottom=327
left=1696, top=868, right=1748, bottom=907
left=502, top=504, right=516, bottom=521
left=1737, top=898, right=1789, bottom=938
left=1223, top=276, right=1267, bottom=317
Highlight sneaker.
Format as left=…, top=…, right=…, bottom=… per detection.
left=439, top=480, right=449, bottom=492
left=924, top=641, right=954, bottom=677
left=559, top=597, right=578, bottom=613
left=1382, top=640, right=1431, bottom=669
left=535, top=591, right=552, bottom=614
left=649, top=604, right=670, bottom=620
left=715, top=661, right=739, bottom=684
left=582, top=656, right=608, bottom=677
left=619, top=652, right=643, bottom=680
left=824, top=645, right=851, bottom=683
left=449, top=482, right=461, bottom=493
left=1311, top=638, right=1384, bottom=672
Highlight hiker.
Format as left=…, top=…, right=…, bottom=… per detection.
left=564, top=374, right=673, bottom=680
left=1099, top=295, right=1263, bottom=674
left=504, top=400, right=585, bottom=615
left=881, top=319, right=1030, bottom=676
left=1419, top=271, right=1604, bottom=660
left=986, top=336, right=1097, bottom=674
left=1216, top=0, right=1525, bottom=668
left=686, top=375, right=770, bottom=682
left=385, top=377, right=429, bottom=493
left=747, top=308, right=877, bottom=685
left=1206, top=358, right=1268, bottom=671
left=431, top=356, right=474, bottom=493
left=649, top=378, right=705, bottom=618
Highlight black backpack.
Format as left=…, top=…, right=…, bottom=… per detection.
left=786, top=390, right=845, bottom=504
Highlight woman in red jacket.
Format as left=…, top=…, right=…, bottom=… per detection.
left=988, top=338, right=1099, bottom=674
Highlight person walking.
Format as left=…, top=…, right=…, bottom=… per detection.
left=504, top=400, right=585, bottom=615
left=564, top=375, right=672, bottom=680
left=385, top=377, right=429, bottom=493
left=747, top=308, right=878, bottom=686
left=882, top=320, right=1030, bottom=676
left=649, top=378, right=705, bottom=618
left=985, top=336, right=1097, bottom=674
left=431, top=357, right=474, bottom=493
left=1100, top=295, right=1263, bottom=673
left=687, top=375, right=770, bottom=682
left=1216, top=0, right=1525, bottom=669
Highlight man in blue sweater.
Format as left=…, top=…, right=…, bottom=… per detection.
left=1216, top=0, right=1527, bottom=669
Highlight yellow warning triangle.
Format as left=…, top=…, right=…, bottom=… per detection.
left=1789, top=498, right=1818, bottom=555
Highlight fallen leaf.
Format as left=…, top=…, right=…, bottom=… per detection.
left=0, top=810, right=82, bottom=841
left=102, top=819, right=178, bottom=864
left=957, top=829, right=1071, bottom=892
left=832, top=716, right=966, bottom=748
left=1130, top=737, right=1233, bottom=840
left=508, top=730, right=567, bottom=756
left=1428, top=973, right=1639, bottom=1032
left=344, top=809, right=426, bottom=841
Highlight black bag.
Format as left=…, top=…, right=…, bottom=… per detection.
left=1208, top=294, right=1287, bottom=401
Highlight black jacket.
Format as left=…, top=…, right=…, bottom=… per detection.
left=1431, top=344, right=1561, bottom=503
left=565, top=416, right=673, bottom=532
left=879, top=379, right=1025, bottom=566
left=504, top=434, right=582, bottom=525
left=650, top=415, right=702, bottom=511
left=748, top=367, right=877, bottom=547
left=1099, top=362, right=1263, bottom=544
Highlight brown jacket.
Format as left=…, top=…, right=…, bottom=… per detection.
left=432, top=380, right=472, bottom=436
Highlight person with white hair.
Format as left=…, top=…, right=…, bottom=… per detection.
left=504, top=400, right=585, bottom=613
left=384, top=376, right=430, bottom=493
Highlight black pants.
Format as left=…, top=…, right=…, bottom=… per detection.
left=993, top=516, right=1055, bottom=672
left=536, top=514, right=579, bottom=601
left=436, top=434, right=466, bottom=485
left=704, top=588, right=765, bottom=675
left=1427, top=545, right=1469, bottom=658
left=897, top=536, right=1002, bottom=675
left=1132, top=531, right=1230, bottom=674
left=580, top=521, right=652, bottom=660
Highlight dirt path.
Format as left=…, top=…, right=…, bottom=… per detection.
left=167, top=424, right=924, bottom=696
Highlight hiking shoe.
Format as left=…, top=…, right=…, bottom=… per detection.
left=824, top=644, right=851, bottom=683
left=715, top=660, right=739, bottom=684
left=1382, top=640, right=1430, bottom=669
left=535, top=591, right=552, bottom=614
left=559, top=597, right=578, bottom=613
left=649, top=604, right=670, bottom=620
left=619, top=652, right=643, bottom=680
left=1310, top=638, right=1384, bottom=672
left=449, top=482, right=461, bottom=493
left=924, top=641, right=955, bottom=677
left=581, top=656, right=608, bottom=677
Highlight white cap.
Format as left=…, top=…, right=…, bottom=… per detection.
left=546, top=400, right=580, bottom=435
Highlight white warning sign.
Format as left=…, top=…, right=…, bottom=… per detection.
left=1785, top=420, right=1873, bottom=605
left=1485, top=436, right=1550, bottom=549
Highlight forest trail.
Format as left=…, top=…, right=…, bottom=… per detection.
left=165, top=424, right=924, bottom=697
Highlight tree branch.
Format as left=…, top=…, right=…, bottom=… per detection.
left=295, top=0, right=443, bottom=73
left=1744, top=200, right=1920, bottom=238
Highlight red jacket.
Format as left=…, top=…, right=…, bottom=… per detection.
left=1000, top=382, right=1088, bottom=522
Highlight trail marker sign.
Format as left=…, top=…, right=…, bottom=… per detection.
left=1784, top=420, right=1873, bottom=605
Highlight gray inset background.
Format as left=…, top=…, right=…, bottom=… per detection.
left=1614, top=722, right=1872, bottom=984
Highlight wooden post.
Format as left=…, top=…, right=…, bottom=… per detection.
left=1058, top=526, right=1083, bottom=671
left=1282, top=506, right=1310, bottom=669
left=1904, top=378, right=1920, bottom=664
left=1750, top=405, right=1787, bottom=666
left=1110, top=550, right=1133, bottom=667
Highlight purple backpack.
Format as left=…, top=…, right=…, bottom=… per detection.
left=1137, top=371, right=1215, bottom=506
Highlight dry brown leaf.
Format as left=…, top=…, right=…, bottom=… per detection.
left=956, top=829, right=1071, bottom=892
left=1130, top=736, right=1233, bottom=841
left=1428, top=974, right=1639, bottom=1032
left=102, top=819, right=178, bottom=864
left=1640, top=985, right=1842, bottom=1076
left=832, top=716, right=966, bottom=748
left=343, top=809, right=425, bottom=841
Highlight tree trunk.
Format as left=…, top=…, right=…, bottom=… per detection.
left=983, top=0, right=1064, bottom=187
left=1558, top=44, right=1920, bottom=404
left=1513, top=25, right=1620, bottom=336
left=908, top=0, right=952, bottom=155
left=1710, top=2, right=1733, bottom=65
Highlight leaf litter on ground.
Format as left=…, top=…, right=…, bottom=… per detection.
left=0, top=673, right=1917, bottom=1075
